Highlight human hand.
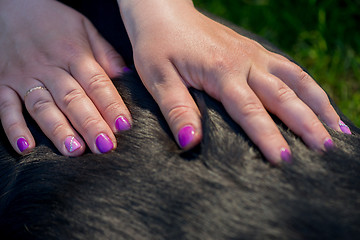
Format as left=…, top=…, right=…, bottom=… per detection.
left=0, top=0, right=132, bottom=155
left=119, top=0, right=351, bottom=164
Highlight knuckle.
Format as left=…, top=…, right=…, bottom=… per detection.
left=0, top=98, right=12, bottom=117
left=105, top=48, right=121, bottom=62
left=294, top=68, right=312, bottom=92
left=240, top=101, right=264, bottom=118
left=62, top=88, right=85, bottom=109
left=275, top=85, right=296, bottom=104
left=81, top=115, right=103, bottom=132
left=302, top=118, right=324, bottom=137
left=102, top=101, right=123, bottom=116
left=56, top=40, right=83, bottom=59
left=167, top=105, right=194, bottom=127
left=209, top=51, right=233, bottom=73
left=27, top=97, right=52, bottom=115
left=261, top=128, right=281, bottom=144
left=49, top=120, right=68, bottom=139
left=6, top=121, right=23, bottom=135
left=86, top=73, right=111, bottom=94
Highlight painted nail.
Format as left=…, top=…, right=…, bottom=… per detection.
left=17, top=137, right=29, bottom=153
left=324, top=138, right=334, bottom=151
left=64, top=136, right=81, bottom=153
left=339, top=120, right=351, bottom=135
left=122, top=66, right=131, bottom=73
left=280, top=148, right=292, bottom=163
left=178, top=125, right=195, bottom=148
left=115, top=115, right=131, bottom=131
left=96, top=133, right=114, bottom=153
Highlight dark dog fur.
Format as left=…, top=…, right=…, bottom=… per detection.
left=0, top=2, right=359, bottom=239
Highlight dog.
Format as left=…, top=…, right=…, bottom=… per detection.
left=0, top=1, right=359, bottom=239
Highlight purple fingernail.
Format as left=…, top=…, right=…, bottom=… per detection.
left=280, top=148, right=292, bottom=163
left=178, top=125, right=195, bottom=148
left=339, top=120, right=351, bottom=135
left=324, top=138, right=334, bottom=151
left=64, top=136, right=81, bottom=153
left=122, top=66, right=131, bottom=73
left=96, top=133, right=114, bottom=153
left=115, top=115, right=131, bottom=131
left=17, top=137, right=29, bottom=153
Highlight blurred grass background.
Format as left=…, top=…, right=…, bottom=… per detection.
left=193, top=0, right=360, bottom=126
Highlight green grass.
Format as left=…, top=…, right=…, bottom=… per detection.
left=193, top=0, right=360, bottom=127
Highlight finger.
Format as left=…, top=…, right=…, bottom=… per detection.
left=68, top=53, right=132, bottom=135
left=38, top=69, right=118, bottom=154
left=268, top=55, right=343, bottom=132
left=139, top=64, right=202, bottom=150
left=22, top=82, right=86, bottom=156
left=0, top=86, right=34, bottom=154
left=249, top=69, right=334, bottom=152
left=218, top=75, right=291, bottom=164
left=83, top=19, right=128, bottom=78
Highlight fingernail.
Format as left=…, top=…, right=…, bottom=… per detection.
left=339, top=120, right=351, bottom=135
left=122, top=66, right=131, bottom=73
left=280, top=148, right=292, bottom=163
left=96, top=133, right=114, bottom=153
left=178, top=125, right=195, bottom=148
left=17, top=137, right=29, bottom=153
left=64, top=136, right=81, bottom=153
left=324, top=138, right=334, bottom=151
left=115, top=115, right=131, bottom=131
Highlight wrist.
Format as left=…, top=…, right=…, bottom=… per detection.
left=117, top=0, right=195, bottom=43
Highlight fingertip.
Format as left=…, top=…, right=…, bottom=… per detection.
left=324, top=137, right=335, bottom=151
left=177, top=124, right=201, bottom=149
left=95, top=133, right=115, bottom=154
left=115, top=115, right=132, bottom=132
left=63, top=136, right=85, bottom=156
left=280, top=147, right=292, bottom=164
left=16, top=136, right=31, bottom=154
left=339, top=120, right=352, bottom=135
left=267, top=147, right=292, bottom=166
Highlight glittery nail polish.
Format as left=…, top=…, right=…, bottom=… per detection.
left=324, top=138, right=334, bottom=151
left=64, top=136, right=81, bottom=153
left=280, top=148, right=292, bottom=163
left=178, top=125, right=195, bottom=148
left=17, top=137, right=29, bottom=153
left=115, top=116, right=131, bottom=132
left=96, top=133, right=114, bottom=153
left=339, top=120, right=351, bottom=135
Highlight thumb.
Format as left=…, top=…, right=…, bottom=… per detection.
left=83, top=18, right=127, bottom=78
left=140, top=64, right=202, bottom=149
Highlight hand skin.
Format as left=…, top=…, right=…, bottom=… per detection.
left=118, top=0, right=343, bottom=164
left=0, top=0, right=132, bottom=155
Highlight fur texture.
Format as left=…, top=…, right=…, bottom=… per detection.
left=0, top=2, right=359, bottom=239
left=0, top=71, right=359, bottom=239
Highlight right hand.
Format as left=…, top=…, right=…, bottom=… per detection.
left=0, top=0, right=132, bottom=156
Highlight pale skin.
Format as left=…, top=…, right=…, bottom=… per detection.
left=0, top=0, right=346, bottom=164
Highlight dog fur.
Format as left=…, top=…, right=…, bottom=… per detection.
left=0, top=1, right=359, bottom=239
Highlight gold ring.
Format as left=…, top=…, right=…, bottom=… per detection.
left=24, top=86, right=48, bottom=98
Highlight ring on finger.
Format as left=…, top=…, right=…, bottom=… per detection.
left=24, top=86, right=48, bottom=98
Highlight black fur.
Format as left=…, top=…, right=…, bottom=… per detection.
left=0, top=3, right=359, bottom=239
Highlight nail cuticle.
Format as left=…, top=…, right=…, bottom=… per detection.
left=324, top=138, right=334, bottom=151
left=280, top=148, right=292, bottom=163
left=339, top=120, right=352, bottom=135
left=178, top=125, right=195, bottom=149
left=115, top=115, right=131, bottom=132
left=96, top=133, right=114, bottom=153
left=64, top=136, right=81, bottom=153
left=17, top=137, right=29, bottom=153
